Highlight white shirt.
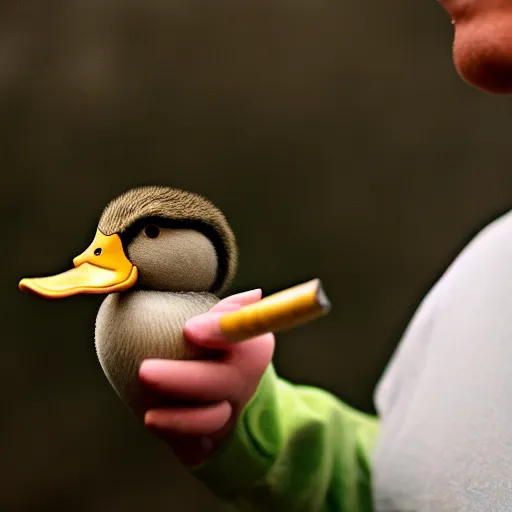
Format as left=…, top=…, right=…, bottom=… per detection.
left=373, top=211, right=512, bottom=511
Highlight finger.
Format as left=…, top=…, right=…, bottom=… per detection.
left=184, top=290, right=264, bottom=348
left=139, top=359, right=243, bottom=402
left=209, top=289, right=262, bottom=313
left=224, top=333, right=275, bottom=381
left=185, top=311, right=269, bottom=349
left=144, top=401, right=232, bottom=436
left=183, top=311, right=231, bottom=348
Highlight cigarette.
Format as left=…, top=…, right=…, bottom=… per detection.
left=219, top=278, right=331, bottom=343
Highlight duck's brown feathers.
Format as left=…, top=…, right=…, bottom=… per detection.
left=98, top=186, right=237, bottom=294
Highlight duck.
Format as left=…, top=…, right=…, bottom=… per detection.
left=19, top=185, right=238, bottom=418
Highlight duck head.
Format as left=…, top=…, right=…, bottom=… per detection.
left=19, top=186, right=238, bottom=298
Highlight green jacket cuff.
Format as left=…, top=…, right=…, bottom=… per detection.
left=190, top=363, right=280, bottom=500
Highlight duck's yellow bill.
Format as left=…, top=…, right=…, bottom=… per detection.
left=18, top=230, right=138, bottom=299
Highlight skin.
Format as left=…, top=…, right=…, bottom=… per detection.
left=139, top=289, right=274, bottom=465
left=439, top=0, right=512, bottom=93
left=140, top=0, right=512, bottom=467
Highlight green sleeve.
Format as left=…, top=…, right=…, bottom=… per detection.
left=190, top=363, right=380, bottom=512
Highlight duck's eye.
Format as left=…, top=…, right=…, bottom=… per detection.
left=144, top=225, right=160, bottom=239
left=94, top=248, right=102, bottom=256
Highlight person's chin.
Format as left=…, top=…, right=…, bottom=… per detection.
left=442, top=2, right=512, bottom=94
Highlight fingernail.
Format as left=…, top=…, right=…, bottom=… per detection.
left=232, top=288, right=262, bottom=304
left=238, top=288, right=262, bottom=298
left=184, top=314, right=208, bottom=331
left=139, top=359, right=153, bottom=376
left=140, top=358, right=161, bottom=372
left=184, top=313, right=222, bottom=339
left=144, top=410, right=156, bottom=428
left=139, top=359, right=172, bottom=380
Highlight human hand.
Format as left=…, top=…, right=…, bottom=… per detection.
left=138, top=289, right=275, bottom=466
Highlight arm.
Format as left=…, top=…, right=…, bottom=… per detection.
left=140, top=290, right=379, bottom=511
left=191, top=363, right=379, bottom=512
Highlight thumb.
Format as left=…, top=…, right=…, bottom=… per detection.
left=184, top=289, right=262, bottom=349
left=209, top=288, right=262, bottom=313
left=184, top=311, right=235, bottom=349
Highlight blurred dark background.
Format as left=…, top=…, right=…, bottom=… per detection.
left=3, top=0, right=512, bottom=510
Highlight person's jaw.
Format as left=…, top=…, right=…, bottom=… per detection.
left=438, top=0, right=512, bottom=93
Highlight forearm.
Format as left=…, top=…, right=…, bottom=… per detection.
left=191, top=364, right=380, bottom=512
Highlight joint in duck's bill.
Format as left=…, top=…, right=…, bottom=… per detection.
left=19, top=230, right=139, bottom=299
left=219, top=278, right=331, bottom=343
